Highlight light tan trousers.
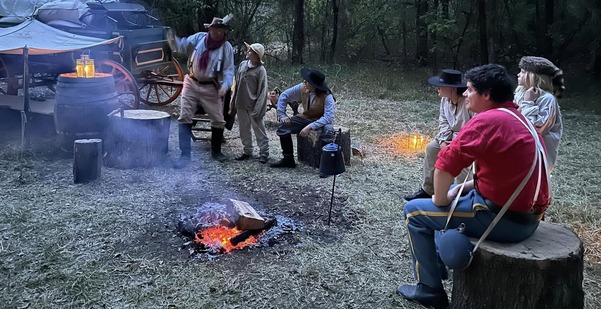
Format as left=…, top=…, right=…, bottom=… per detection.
left=178, top=76, right=225, bottom=128
left=237, top=109, right=269, bottom=158
left=422, top=139, right=472, bottom=195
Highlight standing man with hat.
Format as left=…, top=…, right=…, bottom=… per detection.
left=231, top=42, right=269, bottom=164
left=404, top=69, right=473, bottom=201
left=169, top=14, right=235, bottom=167
left=270, top=68, right=336, bottom=168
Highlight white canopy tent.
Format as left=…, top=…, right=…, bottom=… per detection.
left=0, top=18, right=120, bottom=54
left=0, top=18, right=121, bottom=148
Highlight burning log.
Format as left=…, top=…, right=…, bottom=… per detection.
left=230, top=218, right=277, bottom=246
left=230, top=199, right=265, bottom=230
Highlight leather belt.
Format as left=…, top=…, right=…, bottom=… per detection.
left=484, top=199, right=544, bottom=224
left=188, top=74, right=214, bottom=85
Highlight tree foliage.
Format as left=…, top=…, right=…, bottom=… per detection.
left=142, top=0, right=601, bottom=76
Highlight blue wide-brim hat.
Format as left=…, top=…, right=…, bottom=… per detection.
left=428, top=69, right=467, bottom=87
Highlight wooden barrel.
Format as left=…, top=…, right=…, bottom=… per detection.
left=54, top=73, right=119, bottom=150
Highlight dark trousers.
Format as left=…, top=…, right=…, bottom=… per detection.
left=275, top=116, right=335, bottom=156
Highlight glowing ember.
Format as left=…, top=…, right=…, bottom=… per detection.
left=375, top=133, right=428, bottom=155
left=194, top=225, right=258, bottom=253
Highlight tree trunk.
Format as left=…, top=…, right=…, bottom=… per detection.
left=486, top=0, right=497, bottom=63
left=544, top=0, right=555, bottom=58
left=452, top=222, right=584, bottom=309
left=415, top=0, right=429, bottom=66
left=329, top=0, right=339, bottom=62
left=477, top=0, right=488, bottom=63
left=441, top=0, right=449, bottom=19
left=291, top=0, right=305, bottom=64
left=376, top=26, right=391, bottom=56
left=431, top=0, right=439, bottom=73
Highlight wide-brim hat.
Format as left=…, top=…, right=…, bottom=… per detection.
left=300, top=68, right=329, bottom=92
left=204, top=13, right=233, bottom=30
left=427, top=69, right=467, bottom=87
left=244, top=42, right=265, bottom=63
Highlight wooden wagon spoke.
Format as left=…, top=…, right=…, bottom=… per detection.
left=139, top=59, right=183, bottom=106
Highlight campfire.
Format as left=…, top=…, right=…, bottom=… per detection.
left=177, top=199, right=283, bottom=256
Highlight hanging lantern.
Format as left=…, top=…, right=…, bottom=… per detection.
left=76, top=53, right=95, bottom=78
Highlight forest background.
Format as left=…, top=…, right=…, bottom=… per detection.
left=142, top=0, right=601, bottom=77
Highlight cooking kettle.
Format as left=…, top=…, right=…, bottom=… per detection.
left=319, top=143, right=346, bottom=176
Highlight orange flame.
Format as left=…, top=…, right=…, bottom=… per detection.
left=194, top=225, right=258, bottom=253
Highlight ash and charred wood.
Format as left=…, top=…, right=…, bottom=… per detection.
left=176, top=217, right=197, bottom=239
left=230, top=218, right=277, bottom=246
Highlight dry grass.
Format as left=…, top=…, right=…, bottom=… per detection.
left=0, top=62, right=600, bottom=308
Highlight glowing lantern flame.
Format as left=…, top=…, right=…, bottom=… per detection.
left=194, top=225, right=258, bottom=253
left=76, top=53, right=95, bottom=78
left=374, top=133, right=427, bottom=155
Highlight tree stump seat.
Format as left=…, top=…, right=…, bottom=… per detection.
left=296, top=125, right=351, bottom=168
left=451, top=221, right=584, bottom=309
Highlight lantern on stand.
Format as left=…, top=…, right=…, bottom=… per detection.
left=319, top=129, right=346, bottom=226
left=76, top=53, right=95, bottom=78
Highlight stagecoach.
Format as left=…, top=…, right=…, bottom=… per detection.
left=0, top=1, right=184, bottom=109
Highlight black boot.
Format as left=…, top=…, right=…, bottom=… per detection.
left=397, top=283, right=449, bottom=309
left=403, top=188, right=432, bottom=201
left=270, top=134, right=296, bottom=168
left=174, top=123, right=193, bottom=169
left=211, top=127, right=227, bottom=162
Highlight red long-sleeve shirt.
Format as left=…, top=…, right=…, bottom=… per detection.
left=435, top=102, right=550, bottom=213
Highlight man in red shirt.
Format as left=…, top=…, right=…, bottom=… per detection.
left=397, top=64, right=550, bottom=309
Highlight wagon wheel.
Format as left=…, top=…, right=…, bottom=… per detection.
left=138, top=58, right=183, bottom=106
left=95, top=59, right=140, bottom=109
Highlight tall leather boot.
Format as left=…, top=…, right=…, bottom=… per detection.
left=270, top=134, right=296, bottom=168
left=174, top=123, right=193, bottom=169
left=211, top=127, right=227, bottom=162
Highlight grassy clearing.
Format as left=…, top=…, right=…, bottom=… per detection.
left=0, top=61, right=600, bottom=308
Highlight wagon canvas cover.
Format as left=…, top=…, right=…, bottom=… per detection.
left=0, top=18, right=120, bottom=55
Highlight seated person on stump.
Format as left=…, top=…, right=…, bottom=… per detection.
left=270, top=68, right=335, bottom=168
left=169, top=14, right=235, bottom=167
left=398, top=64, right=550, bottom=309
left=404, top=69, right=473, bottom=201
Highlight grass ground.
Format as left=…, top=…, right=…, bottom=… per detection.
left=0, top=62, right=600, bottom=308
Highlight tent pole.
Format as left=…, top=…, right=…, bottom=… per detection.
left=21, top=45, right=30, bottom=150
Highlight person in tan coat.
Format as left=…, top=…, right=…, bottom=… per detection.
left=231, top=42, right=269, bottom=163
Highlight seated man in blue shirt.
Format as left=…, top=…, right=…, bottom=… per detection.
left=270, top=68, right=336, bottom=168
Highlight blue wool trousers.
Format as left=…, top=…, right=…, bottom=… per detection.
left=403, top=189, right=540, bottom=288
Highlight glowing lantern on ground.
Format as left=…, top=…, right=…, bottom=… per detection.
left=408, top=133, right=424, bottom=151
left=76, top=53, right=95, bottom=78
